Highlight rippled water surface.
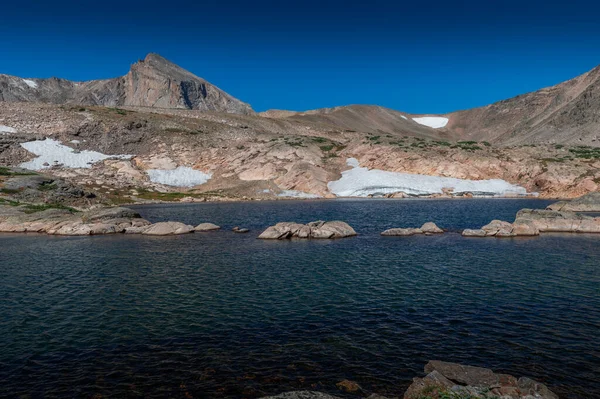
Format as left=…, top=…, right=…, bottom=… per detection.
left=1, top=199, right=599, bottom=399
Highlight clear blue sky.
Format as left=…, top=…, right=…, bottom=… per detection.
left=1, top=0, right=599, bottom=113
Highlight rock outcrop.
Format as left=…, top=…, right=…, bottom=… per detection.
left=404, top=361, right=558, bottom=399
left=0, top=206, right=151, bottom=235
left=462, top=218, right=540, bottom=237
left=547, top=192, right=600, bottom=212
left=381, top=222, right=443, bottom=236
left=260, top=393, right=341, bottom=399
left=0, top=53, right=253, bottom=114
left=258, top=221, right=357, bottom=239
left=514, top=209, right=600, bottom=233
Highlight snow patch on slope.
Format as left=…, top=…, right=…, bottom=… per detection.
left=23, top=79, right=38, bottom=89
left=147, top=167, right=212, bottom=187
left=412, top=116, right=449, bottom=128
left=0, top=125, right=17, bottom=134
left=328, top=158, right=527, bottom=197
left=20, top=139, right=131, bottom=170
left=400, top=115, right=408, bottom=120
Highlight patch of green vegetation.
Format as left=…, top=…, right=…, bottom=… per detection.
left=320, top=145, right=334, bottom=152
left=367, top=135, right=381, bottom=141
left=0, top=198, right=20, bottom=206
left=108, top=107, right=128, bottom=116
left=0, top=167, right=36, bottom=176
left=311, top=137, right=327, bottom=143
left=21, top=203, right=77, bottom=214
left=457, top=141, right=478, bottom=145
left=569, top=146, right=600, bottom=159
left=236, top=145, right=246, bottom=150
left=37, top=182, right=58, bottom=191
left=554, top=144, right=564, bottom=149
left=0, top=188, right=20, bottom=194
left=482, top=141, right=491, bottom=147
left=433, top=141, right=452, bottom=147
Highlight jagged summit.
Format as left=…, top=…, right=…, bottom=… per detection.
left=0, top=53, right=253, bottom=114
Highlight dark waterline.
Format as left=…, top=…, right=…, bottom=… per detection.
left=1, top=199, right=599, bottom=398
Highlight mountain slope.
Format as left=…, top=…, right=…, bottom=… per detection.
left=0, top=54, right=253, bottom=114
left=446, top=65, right=600, bottom=145
left=261, top=105, right=453, bottom=141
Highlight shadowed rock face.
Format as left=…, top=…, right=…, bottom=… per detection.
left=0, top=54, right=253, bottom=114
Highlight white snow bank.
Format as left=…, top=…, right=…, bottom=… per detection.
left=0, top=125, right=17, bottom=134
left=277, top=190, right=321, bottom=199
left=328, top=158, right=527, bottom=197
left=20, top=139, right=131, bottom=170
left=70, top=140, right=81, bottom=144
left=146, top=167, right=211, bottom=187
left=23, top=79, right=38, bottom=89
left=412, top=116, right=449, bottom=129
left=400, top=115, right=408, bottom=120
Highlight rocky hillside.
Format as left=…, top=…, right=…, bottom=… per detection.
left=446, top=65, right=600, bottom=146
left=0, top=54, right=253, bottom=114
left=1, top=102, right=599, bottom=201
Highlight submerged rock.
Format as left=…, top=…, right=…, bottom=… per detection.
left=232, top=226, right=250, bottom=233
left=381, top=222, right=443, bottom=236
left=404, top=361, right=558, bottom=399
left=258, top=221, right=356, bottom=239
left=336, top=379, right=362, bottom=393
left=381, top=228, right=422, bottom=236
left=195, top=222, right=220, bottom=231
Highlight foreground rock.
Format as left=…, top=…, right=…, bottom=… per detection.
left=258, top=221, right=357, bottom=239
left=381, top=222, right=443, bottom=236
left=547, top=192, right=600, bottom=212
left=195, top=222, right=220, bottom=231
left=260, top=393, right=341, bottom=399
left=404, top=361, right=558, bottom=399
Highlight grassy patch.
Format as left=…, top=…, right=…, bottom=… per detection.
left=0, top=167, right=36, bottom=176
left=319, top=145, right=334, bottom=152
left=311, top=137, right=327, bottom=143
left=0, top=198, right=20, bottom=206
left=108, top=107, right=128, bottom=116
left=21, top=203, right=77, bottom=214
left=569, top=146, right=600, bottom=159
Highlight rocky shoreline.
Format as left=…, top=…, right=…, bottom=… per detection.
left=259, top=361, right=558, bottom=399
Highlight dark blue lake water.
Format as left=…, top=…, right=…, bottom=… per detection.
left=1, top=199, right=599, bottom=398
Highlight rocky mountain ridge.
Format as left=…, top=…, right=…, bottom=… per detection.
left=0, top=54, right=253, bottom=114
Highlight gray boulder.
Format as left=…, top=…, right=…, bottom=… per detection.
left=142, top=222, right=195, bottom=235
left=461, top=229, right=487, bottom=237
left=195, top=222, right=220, bottom=231
left=258, top=221, right=356, bottom=240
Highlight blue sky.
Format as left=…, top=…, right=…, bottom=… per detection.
left=1, top=0, right=599, bottom=113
